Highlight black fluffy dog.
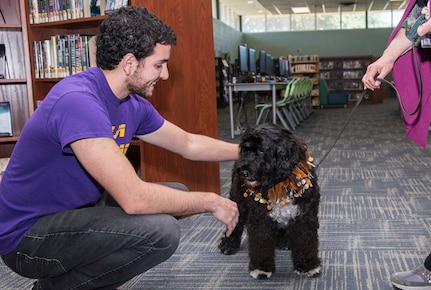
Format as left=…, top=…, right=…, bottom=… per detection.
left=219, top=123, right=321, bottom=279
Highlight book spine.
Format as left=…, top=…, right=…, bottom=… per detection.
left=83, top=0, right=91, bottom=17
left=56, top=35, right=65, bottom=78
left=64, top=35, right=70, bottom=76
left=81, top=35, right=89, bottom=71
left=48, top=0, right=55, bottom=22
left=50, top=35, right=58, bottom=78
left=31, top=0, right=39, bottom=23
left=69, top=34, right=76, bottom=75
left=42, top=39, right=51, bottom=78
left=33, top=41, right=40, bottom=78
left=75, top=34, right=82, bottom=73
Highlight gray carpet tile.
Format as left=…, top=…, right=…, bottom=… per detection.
left=1, top=96, right=431, bottom=289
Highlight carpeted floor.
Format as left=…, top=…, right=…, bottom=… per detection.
left=1, top=96, right=431, bottom=289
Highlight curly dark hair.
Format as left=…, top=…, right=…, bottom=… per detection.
left=96, top=6, right=177, bottom=70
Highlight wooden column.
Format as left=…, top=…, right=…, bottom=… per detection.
left=130, top=0, right=221, bottom=194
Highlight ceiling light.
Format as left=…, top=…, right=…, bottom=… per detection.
left=291, top=6, right=310, bottom=13
left=247, top=0, right=253, bottom=3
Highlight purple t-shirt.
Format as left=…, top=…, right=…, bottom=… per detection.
left=0, top=67, right=164, bottom=254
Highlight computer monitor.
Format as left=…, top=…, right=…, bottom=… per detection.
left=278, top=57, right=285, bottom=77
left=265, top=54, right=273, bottom=76
left=238, top=45, right=248, bottom=74
left=258, top=50, right=266, bottom=75
left=248, top=48, right=256, bottom=74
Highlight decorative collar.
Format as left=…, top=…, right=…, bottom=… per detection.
left=242, top=154, right=315, bottom=211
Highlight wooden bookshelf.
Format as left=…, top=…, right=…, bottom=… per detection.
left=320, top=55, right=382, bottom=104
left=24, top=0, right=221, bottom=194
left=0, top=0, right=33, bottom=157
left=289, top=55, right=320, bottom=107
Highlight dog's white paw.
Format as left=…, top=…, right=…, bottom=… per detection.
left=295, top=266, right=321, bottom=277
left=250, top=269, right=273, bottom=279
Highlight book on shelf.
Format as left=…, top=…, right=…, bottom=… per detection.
left=0, top=44, right=5, bottom=79
left=33, top=34, right=95, bottom=79
left=105, top=0, right=128, bottom=14
left=0, top=157, right=10, bottom=182
left=90, top=0, right=107, bottom=16
left=28, top=0, right=107, bottom=24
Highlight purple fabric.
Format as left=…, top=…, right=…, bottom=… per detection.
left=0, top=67, right=164, bottom=254
left=390, top=0, right=431, bottom=149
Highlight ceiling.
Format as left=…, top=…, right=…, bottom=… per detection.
left=218, top=0, right=408, bottom=15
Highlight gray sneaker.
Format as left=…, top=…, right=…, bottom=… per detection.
left=390, top=265, right=431, bottom=290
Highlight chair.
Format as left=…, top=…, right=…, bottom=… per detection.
left=319, top=78, right=349, bottom=108
left=291, top=78, right=314, bottom=120
left=255, top=78, right=305, bottom=130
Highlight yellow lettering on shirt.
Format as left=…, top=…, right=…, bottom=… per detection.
left=112, top=124, right=130, bottom=155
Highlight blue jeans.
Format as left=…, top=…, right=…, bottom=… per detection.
left=1, top=183, right=187, bottom=289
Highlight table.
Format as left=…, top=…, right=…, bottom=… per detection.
left=226, top=82, right=288, bottom=139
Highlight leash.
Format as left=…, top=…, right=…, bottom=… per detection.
left=314, top=87, right=370, bottom=169
left=314, top=32, right=425, bottom=169
left=315, top=74, right=422, bottom=169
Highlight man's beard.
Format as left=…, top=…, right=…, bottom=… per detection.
left=127, top=81, right=153, bottom=99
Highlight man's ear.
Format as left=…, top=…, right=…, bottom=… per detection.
left=121, top=53, right=138, bottom=76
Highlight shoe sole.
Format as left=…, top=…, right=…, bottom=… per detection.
left=392, top=281, right=431, bottom=290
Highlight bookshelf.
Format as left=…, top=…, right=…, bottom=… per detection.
left=25, top=7, right=106, bottom=106
left=320, top=55, right=381, bottom=104
left=288, top=54, right=320, bottom=107
left=0, top=0, right=33, bottom=157
left=24, top=0, right=221, bottom=194
left=215, top=57, right=229, bottom=108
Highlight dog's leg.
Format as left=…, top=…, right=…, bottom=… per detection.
left=219, top=190, right=247, bottom=254
left=219, top=169, right=248, bottom=255
left=247, top=225, right=276, bottom=279
left=287, top=217, right=321, bottom=277
left=219, top=221, right=245, bottom=255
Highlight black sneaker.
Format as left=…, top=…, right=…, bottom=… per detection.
left=31, top=281, right=42, bottom=290
left=390, top=265, right=431, bottom=290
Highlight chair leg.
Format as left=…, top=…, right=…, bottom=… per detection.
left=300, top=99, right=310, bottom=118
left=288, top=104, right=300, bottom=126
left=281, top=106, right=297, bottom=130
left=275, top=110, right=289, bottom=129
left=293, top=102, right=304, bottom=122
left=255, top=108, right=264, bottom=125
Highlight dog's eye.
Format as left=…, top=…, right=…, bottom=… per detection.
left=241, top=170, right=249, bottom=178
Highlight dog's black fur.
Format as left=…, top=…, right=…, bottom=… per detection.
left=219, top=123, right=321, bottom=279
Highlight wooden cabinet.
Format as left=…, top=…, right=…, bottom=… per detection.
left=24, top=0, right=221, bottom=193
left=320, top=55, right=381, bottom=104
left=0, top=0, right=33, bottom=157
left=289, top=55, right=320, bottom=107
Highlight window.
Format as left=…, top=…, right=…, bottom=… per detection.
left=242, top=15, right=266, bottom=33
left=267, top=15, right=291, bottom=32
left=213, top=0, right=404, bottom=32
left=291, top=14, right=316, bottom=31
left=316, top=13, right=341, bottom=30
left=368, top=10, right=404, bottom=28
left=341, top=12, right=366, bottom=29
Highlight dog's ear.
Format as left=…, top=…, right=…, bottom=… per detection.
left=278, top=129, right=307, bottom=165
left=239, top=126, right=264, bottom=154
